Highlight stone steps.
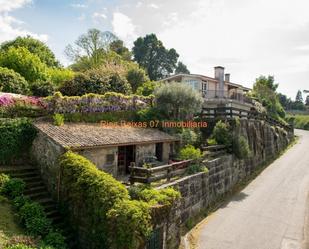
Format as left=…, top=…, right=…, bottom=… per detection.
left=0, top=165, right=76, bottom=248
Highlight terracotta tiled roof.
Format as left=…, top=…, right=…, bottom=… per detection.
left=34, top=122, right=179, bottom=149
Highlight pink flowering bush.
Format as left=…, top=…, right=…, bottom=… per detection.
left=0, top=94, right=15, bottom=106
left=0, top=93, right=47, bottom=117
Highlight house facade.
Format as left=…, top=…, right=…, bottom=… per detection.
left=31, top=122, right=179, bottom=182
left=162, top=66, right=251, bottom=103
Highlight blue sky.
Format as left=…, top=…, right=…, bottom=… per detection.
left=1, top=0, right=309, bottom=99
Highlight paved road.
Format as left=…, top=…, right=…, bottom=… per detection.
left=196, top=129, right=309, bottom=249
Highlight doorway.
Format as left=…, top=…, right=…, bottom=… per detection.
left=155, top=143, right=163, bottom=161
left=118, top=145, right=136, bottom=175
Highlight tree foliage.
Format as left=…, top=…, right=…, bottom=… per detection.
left=65, top=29, right=118, bottom=67
left=1, top=36, right=60, bottom=68
left=109, top=40, right=132, bottom=61
left=154, top=82, right=203, bottom=120
left=133, top=34, right=179, bottom=80
left=252, top=75, right=285, bottom=119
left=136, top=81, right=160, bottom=96
left=126, top=66, right=149, bottom=93
left=0, top=47, right=48, bottom=83
left=295, top=90, right=303, bottom=103
left=0, top=67, right=29, bottom=95
left=175, top=61, right=190, bottom=74
left=59, top=65, right=132, bottom=96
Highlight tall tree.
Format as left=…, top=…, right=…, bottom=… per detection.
left=295, top=90, right=303, bottom=103
left=109, top=40, right=131, bottom=61
left=0, top=47, right=48, bottom=83
left=305, top=95, right=309, bottom=106
left=175, top=61, right=190, bottom=74
left=1, top=36, right=60, bottom=68
left=65, top=29, right=118, bottom=66
left=132, top=34, right=179, bottom=81
left=252, top=75, right=285, bottom=119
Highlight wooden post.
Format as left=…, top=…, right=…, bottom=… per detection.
left=130, top=162, right=135, bottom=185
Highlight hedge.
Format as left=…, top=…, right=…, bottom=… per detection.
left=59, top=152, right=152, bottom=249
left=0, top=118, right=36, bottom=164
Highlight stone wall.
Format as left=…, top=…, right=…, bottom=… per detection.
left=156, top=119, right=294, bottom=249
left=78, top=147, right=118, bottom=176
left=31, top=131, right=65, bottom=200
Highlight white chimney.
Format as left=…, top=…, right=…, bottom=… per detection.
left=214, top=66, right=225, bottom=97
left=225, top=73, right=230, bottom=82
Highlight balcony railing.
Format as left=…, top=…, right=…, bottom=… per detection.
left=202, top=90, right=252, bottom=104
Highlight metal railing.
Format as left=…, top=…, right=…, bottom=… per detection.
left=201, top=90, right=252, bottom=104
left=201, top=107, right=293, bottom=131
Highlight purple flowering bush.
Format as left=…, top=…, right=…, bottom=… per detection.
left=44, top=91, right=153, bottom=114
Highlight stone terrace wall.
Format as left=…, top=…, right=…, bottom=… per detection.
left=156, top=119, right=294, bottom=249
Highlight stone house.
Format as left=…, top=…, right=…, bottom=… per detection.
left=31, top=122, right=179, bottom=180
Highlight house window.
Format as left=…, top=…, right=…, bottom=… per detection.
left=202, top=81, right=207, bottom=91
left=106, top=154, right=115, bottom=165
left=184, top=79, right=199, bottom=91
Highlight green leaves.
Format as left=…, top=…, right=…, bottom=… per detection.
left=133, top=34, right=179, bottom=80
left=0, top=118, right=36, bottom=164
left=0, top=47, right=48, bottom=83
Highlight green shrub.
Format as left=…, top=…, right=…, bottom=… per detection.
left=233, top=135, right=251, bottom=159
left=0, top=67, right=29, bottom=95
left=0, top=118, right=37, bottom=164
left=179, top=129, right=198, bottom=146
left=107, top=200, right=152, bottom=249
left=0, top=47, right=48, bottom=83
left=211, top=120, right=232, bottom=147
left=13, top=195, right=31, bottom=211
left=53, top=113, right=64, bottom=126
left=41, top=230, right=67, bottom=249
left=207, top=138, right=217, bottom=145
left=179, top=145, right=202, bottom=160
left=2, top=178, right=26, bottom=198
left=30, top=81, right=55, bottom=97
left=136, top=81, right=160, bottom=96
left=136, top=107, right=161, bottom=122
left=19, top=202, right=51, bottom=236
left=154, top=82, right=203, bottom=120
left=0, top=173, right=10, bottom=191
left=59, top=151, right=141, bottom=248
left=186, top=164, right=208, bottom=175
left=132, top=187, right=181, bottom=206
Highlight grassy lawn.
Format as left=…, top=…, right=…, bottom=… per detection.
left=0, top=196, right=25, bottom=248
left=286, top=114, right=309, bottom=130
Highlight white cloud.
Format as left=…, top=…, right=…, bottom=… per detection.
left=0, top=0, right=32, bottom=12
left=112, top=12, right=136, bottom=46
left=0, top=0, right=48, bottom=43
left=148, top=3, right=159, bottom=9
left=93, top=12, right=107, bottom=19
left=70, top=3, right=88, bottom=9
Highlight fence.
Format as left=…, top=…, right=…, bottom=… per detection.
left=202, top=90, right=252, bottom=104
left=129, top=159, right=193, bottom=184
left=201, top=107, right=292, bottom=131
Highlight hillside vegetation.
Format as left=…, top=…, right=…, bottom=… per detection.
left=0, top=196, right=25, bottom=247
left=286, top=115, right=309, bottom=130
